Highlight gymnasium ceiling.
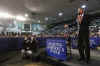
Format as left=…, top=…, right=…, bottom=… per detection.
left=0, top=0, right=100, bottom=24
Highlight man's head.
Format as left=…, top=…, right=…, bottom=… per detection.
left=78, top=8, right=84, bottom=15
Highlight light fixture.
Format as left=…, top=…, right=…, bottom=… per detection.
left=25, top=14, right=28, bottom=17
left=45, top=17, right=48, bottom=21
left=0, top=12, right=14, bottom=19
left=38, top=20, right=40, bottom=23
left=81, top=5, right=86, bottom=8
left=16, top=15, right=26, bottom=21
left=58, top=12, right=63, bottom=16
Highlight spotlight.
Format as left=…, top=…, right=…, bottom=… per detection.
left=81, top=5, right=86, bottom=8
left=58, top=12, right=63, bottom=16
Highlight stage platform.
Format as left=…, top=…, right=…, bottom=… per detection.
left=0, top=49, right=100, bottom=66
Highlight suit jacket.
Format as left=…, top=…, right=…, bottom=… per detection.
left=79, top=14, right=89, bottom=32
left=79, top=14, right=96, bottom=33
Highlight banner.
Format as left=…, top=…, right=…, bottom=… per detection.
left=46, top=38, right=67, bottom=60
left=71, top=37, right=78, bottom=48
left=71, top=37, right=100, bottom=49
left=90, top=37, right=100, bottom=48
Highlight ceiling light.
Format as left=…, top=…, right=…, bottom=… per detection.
left=58, top=12, right=63, bottom=16
left=45, top=17, right=48, bottom=21
left=16, top=15, right=26, bottom=21
left=38, top=20, right=40, bottom=23
left=81, top=5, right=86, bottom=8
left=25, top=14, right=28, bottom=17
left=0, top=12, right=13, bottom=19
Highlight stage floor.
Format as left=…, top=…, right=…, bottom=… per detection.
left=0, top=49, right=100, bottom=66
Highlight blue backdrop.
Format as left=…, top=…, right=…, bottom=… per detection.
left=0, top=38, right=24, bottom=53
left=71, top=37, right=100, bottom=49
left=46, top=38, right=67, bottom=60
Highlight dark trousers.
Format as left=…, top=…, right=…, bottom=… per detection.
left=78, top=31, right=90, bottom=61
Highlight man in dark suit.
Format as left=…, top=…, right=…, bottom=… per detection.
left=77, top=8, right=91, bottom=63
